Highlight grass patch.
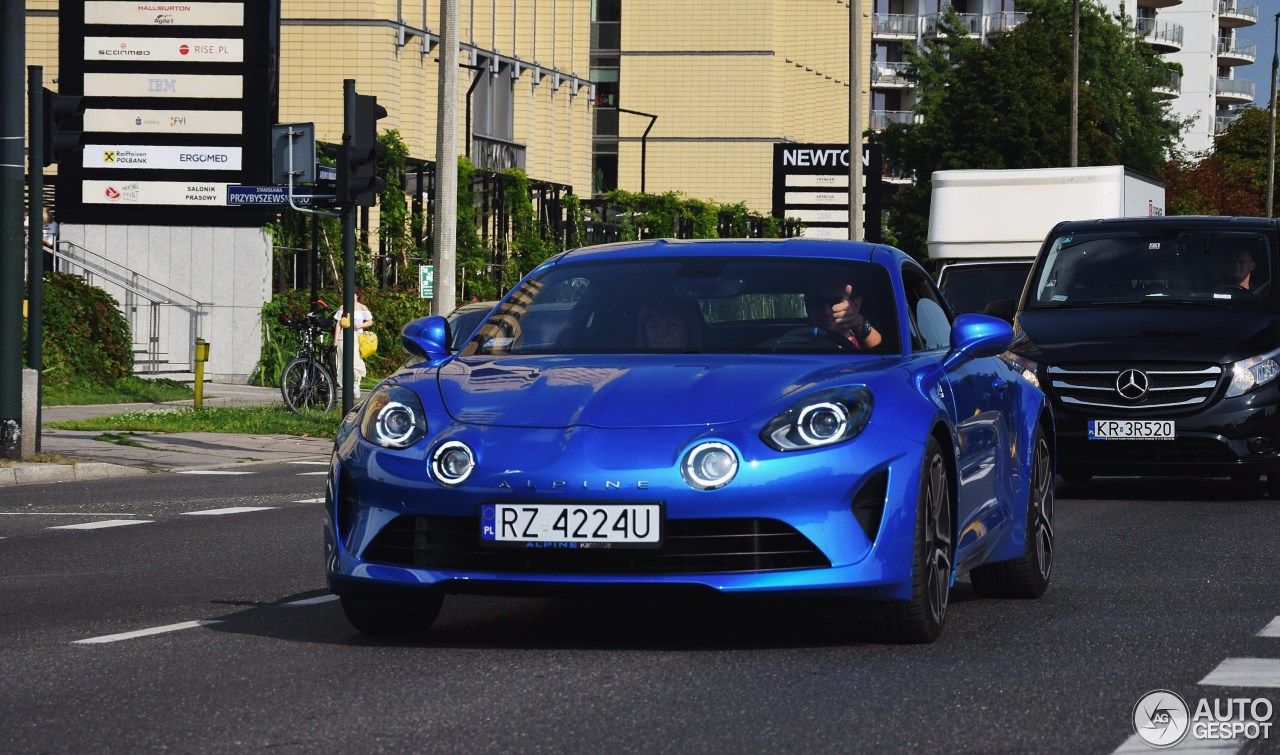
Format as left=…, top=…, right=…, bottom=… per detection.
left=93, top=432, right=148, bottom=448
left=47, top=406, right=341, bottom=439
left=44, top=376, right=195, bottom=406
left=0, top=452, right=83, bottom=467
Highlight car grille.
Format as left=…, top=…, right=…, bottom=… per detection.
left=1047, top=361, right=1221, bottom=411
left=1058, top=436, right=1238, bottom=465
left=361, top=515, right=831, bottom=575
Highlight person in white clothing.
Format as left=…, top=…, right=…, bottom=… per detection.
left=333, top=291, right=374, bottom=398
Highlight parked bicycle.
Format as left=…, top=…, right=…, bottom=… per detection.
left=280, top=309, right=337, bottom=413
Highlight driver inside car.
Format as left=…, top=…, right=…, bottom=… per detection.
left=1220, top=246, right=1257, bottom=291
left=803, top=279, right=883, bottom=349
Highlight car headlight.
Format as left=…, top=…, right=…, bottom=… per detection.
left=360, top=385, right=427, bottom=448
left=1000, top=351, right=1040, bottom=389
left=1226, top=348, right=1280, bottom=398
left=681, top=442, right=738, bottom=490
left=761, top=387, right=873, bottom=452
left=431, top=440, right=475, bottom=486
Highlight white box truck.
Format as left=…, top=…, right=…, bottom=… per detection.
left=928, top=165, right=1165, bottom=315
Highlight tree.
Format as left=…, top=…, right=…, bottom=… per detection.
left=1161, top=107, right=1269, bottom=216
left=876, top=0, right=1184, bottom=258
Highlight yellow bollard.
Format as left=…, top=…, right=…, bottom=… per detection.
left=194, top=338, right=211, bottom=409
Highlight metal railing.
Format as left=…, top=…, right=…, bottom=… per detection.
left=1215, top=77, right=1255, bottom=99
left=1217, top=39, right=1258, bottom=61
left=54, top=240, right=208, bottom=374
left=871, top=13, right=918, bottom=36
left=1216, top=113, right=1242, bottom=133
left=871, top=61, right=912, bottom=87
left=1137, top=18, right=1184, bottom=48
left=871, top=110, right=922, bottom=130
left=1218, top=1, right=1260, bottom=21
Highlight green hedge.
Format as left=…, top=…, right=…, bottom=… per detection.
left=30, top=273, right=133, bottom=390
left=252, top=288, right=434, bottom=386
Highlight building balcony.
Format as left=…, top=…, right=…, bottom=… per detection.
left=1137, top=18, right=1183, bottom=52
left=1218, top=1, right=1259, bottom=28
left=922, top=12, right=983, bottom=38
left=1154, top=70, right=1182, bottom=99
left=871, top=62, right=913, bottom=89
left=1216, top=112, right=1242, bottom=133
left=1138, top=0, right=1182, bottom=10
left=872, top=13, right=918, bottom=39
left=1215, top=76, right=1255, bottom=104
left=1217, top=38, right=1258, bottom=65
left=871, top=110, right=922, bottom=131
left=985, top=11, right=1027, bottom=34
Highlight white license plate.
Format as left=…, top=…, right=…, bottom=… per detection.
left=480, top=503, right=662, bottom=547
left=1088, top=419, right=1176, bottom=440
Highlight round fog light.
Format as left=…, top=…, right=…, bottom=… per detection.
left=682, top=442, right=738, bottom=490
left=431, top=441, right=475, bottom=486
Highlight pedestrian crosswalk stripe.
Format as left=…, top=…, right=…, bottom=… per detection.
left=1199, top=658, right=1280, bottom=688
left=177, top=470, right=255, bottom=475
left=1258, top=617, right=1280, bottom=637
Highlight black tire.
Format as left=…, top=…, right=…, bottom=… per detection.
left=971, top=425, right=1054, bottom=599
left=881, top=435, right=953, bottom=644
left=280, top=357, right=335, bottom=413
left=340, top=590, right=444, bottom=635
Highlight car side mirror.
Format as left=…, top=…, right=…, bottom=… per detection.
left=983, top=298, right=1016, bottom=323
left=402, top=316, right=452, bottom=362
left=943, top=313, right=1013, bottom=370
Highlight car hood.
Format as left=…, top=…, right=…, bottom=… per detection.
left=434, top=355, right=895, bottom=428
left=1014, top=306, right=1280, bottom=364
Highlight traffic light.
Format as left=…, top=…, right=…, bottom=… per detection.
left=41, top=87, right=84, bottom=167
left=337, top=93, right=387, bottom=206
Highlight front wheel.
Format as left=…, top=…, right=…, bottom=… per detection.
left=970, top=425, right=1054, bottom=599
left=280, top=357, right=335, bottom=413
left=881, top=435, right=953, bottom=644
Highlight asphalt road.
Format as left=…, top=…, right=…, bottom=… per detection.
left=2, top=469, right=1279, bottom=753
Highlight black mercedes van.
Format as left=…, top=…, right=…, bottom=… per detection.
left=1005, top=216, right=1280, bottom=494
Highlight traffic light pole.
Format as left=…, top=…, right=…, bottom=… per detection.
left=341, top=80, right=357, bottom=415
left=27, top=66, right=43, bottom=452
left=1, top=0, right=26, bottom=460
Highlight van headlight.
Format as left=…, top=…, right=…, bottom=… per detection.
left=360, top=385, right=427, bottom=448
left=1226, top=348, right=1280, bottom=398
left=761, top=387, right=873, bottom=451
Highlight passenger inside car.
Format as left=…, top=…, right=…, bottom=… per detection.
left=637, top=298, right=705, bottom=351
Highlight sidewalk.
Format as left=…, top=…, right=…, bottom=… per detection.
left=1, top=383, right=333, bottom=487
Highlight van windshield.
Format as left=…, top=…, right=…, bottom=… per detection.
left=1027, top=231, right=1276, bottom=309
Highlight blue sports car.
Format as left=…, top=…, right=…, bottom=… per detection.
left=325, top=238, right=1054, bottom=643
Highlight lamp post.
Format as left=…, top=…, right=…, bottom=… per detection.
left=617, top=108, right=657, bottom=193
left=1071, top=0, right=1080, bottom=167
left=1267, top=11, right=1279, bottom=217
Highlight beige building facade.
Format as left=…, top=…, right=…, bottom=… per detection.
left=594, top=0, right=869, bottom=213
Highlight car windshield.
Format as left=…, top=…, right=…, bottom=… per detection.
left=1026, top=230, right=1277, bottom=309
left=459, top=256, right=900, bottom=356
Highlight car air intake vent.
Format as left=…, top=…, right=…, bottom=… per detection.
left=1047, top=362, right=1221, bottom=411
left=362, top=515, right=831, bottom=575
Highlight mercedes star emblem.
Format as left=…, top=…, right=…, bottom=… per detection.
left=1116, top=369, right=1150, bottom=401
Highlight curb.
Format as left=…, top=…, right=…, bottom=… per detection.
left=0, top=462, right=151, bottom=487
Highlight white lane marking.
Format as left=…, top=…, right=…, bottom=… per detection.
left=1112, top=732, right=1243, bottom=753
left=0, top=512, right=138, bottom=516
left=183, top=506, right=277, bottom=516
left=1258, top=617, right=1280, bottom=637
left=49, top=519, right=153, bottom=530
left=295, top=471, right=327, bottom=476
left=1199, top=658, right=1280, bottom=687
left=282, top=595, right=338, bottom=607
left=287, top=461, right=329, bottom=465
left=177, top=470, right=255, bottom=475
left=293, top=497, right=325, bottom=503
left=75, top=619, right=223, bottom=645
